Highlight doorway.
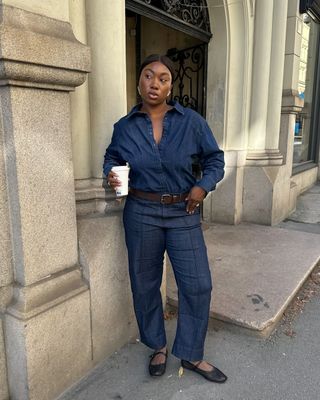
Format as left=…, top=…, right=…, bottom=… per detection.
left=125, top=10, right=209, bottom=116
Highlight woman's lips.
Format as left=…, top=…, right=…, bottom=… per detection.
left=148, top=92, right=159, bottom=100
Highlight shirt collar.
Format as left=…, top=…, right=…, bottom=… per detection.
left=125, top=100, right=184, bottom=119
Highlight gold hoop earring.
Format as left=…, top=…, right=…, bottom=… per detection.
left=167, top=91, right=171, bottom=97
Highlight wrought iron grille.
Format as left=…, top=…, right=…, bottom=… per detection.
left=144, top=0, right=210, bottom=32
left=167, top=44, right=207, bottom=116
left=167, top=44, right=208, bottom=179
left=126, top=0, right=212, bottom=42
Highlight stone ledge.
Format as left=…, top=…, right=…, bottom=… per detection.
left=6, top=267, right=88, bottom=320
left=75, top=179, right=126, bottom=216
left=0, top=4, right=90, bottom=89
left=0, top=61, right=87, bottom=90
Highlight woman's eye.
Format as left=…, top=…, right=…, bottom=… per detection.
left=145, top=74, right=151, bottom=79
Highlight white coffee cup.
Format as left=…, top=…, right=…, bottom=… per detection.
left=111, top=165, right=130, bottom=197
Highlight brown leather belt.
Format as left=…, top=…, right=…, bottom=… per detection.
left=129, top=188, right=188, bottom=204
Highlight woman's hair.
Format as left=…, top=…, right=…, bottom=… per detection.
left=138, top=54, right=175, bottom=82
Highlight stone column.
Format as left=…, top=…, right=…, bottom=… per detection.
left=69, top=0, right=91, bottom=182
left=242, top=0, right=292, bottom=225
left=280, top=0, right=304, bottom=212
left=204, top=0, right=253, bottom=225
left=86, top=0, right=127, bottom=179
left=0, top=6, right=92, bottom=400
left=246, top=0, right=283, bottom=164
left=266, top=0, right=289, bottom=150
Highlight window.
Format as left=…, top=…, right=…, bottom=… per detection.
left=293, top=14, right=320, bottom=167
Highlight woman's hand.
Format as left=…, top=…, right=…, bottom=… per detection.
left=186, top=186, right=206, bottom=214
left=107, top=171, right=121, bottom=190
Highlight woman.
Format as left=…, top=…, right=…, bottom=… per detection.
left=103, top=54, right=227, bottom=383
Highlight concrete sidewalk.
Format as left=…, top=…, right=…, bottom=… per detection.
left=167, top=222, right=320, bottom=336
left=58, top=282, right=320, bottom=400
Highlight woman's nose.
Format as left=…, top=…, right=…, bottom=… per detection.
left=150, top=79, right=159, bottom=89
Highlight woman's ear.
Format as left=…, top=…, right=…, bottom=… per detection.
left=137, top=86, right=141, bottom=95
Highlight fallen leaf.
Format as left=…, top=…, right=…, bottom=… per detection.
left=178, top=366, right=184, bottom=378
left=284, top=329, right=296, bottom=337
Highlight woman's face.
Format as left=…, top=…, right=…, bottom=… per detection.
left=138, top=61, right=172, bottom=106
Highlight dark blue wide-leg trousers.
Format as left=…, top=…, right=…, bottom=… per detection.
left=123, top=195, right=212, bottom=361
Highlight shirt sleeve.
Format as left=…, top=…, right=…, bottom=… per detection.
left=196, top=120, right=225, bottom=193
left=103, top=123, right=126, bottom=176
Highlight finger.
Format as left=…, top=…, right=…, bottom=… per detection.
left=186, top=199, right=192, bottom=213
left=187, top=204, right=196, bottom=214
left=108, top=173, right=121, bottom=183
left=107, top=176, right=121, bottom=189
left=110, top=181, right=121, bottom=190
left=187, top=201, right=200, bottom=214
left=108, top=171, right=119, bottom=179
left=110, top=177, right=121, bottom=184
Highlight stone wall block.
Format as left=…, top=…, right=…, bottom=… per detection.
left=243, top=167, right=275, bottom=225
left=205, top=167, right=241, bottom=225
left=78, top=214, right=138, bottom=364
left=2, top=87, right=79, bottom=285
left=5, top=290, right=92, bottom=400
left=205, top=151, right=246, bottom=224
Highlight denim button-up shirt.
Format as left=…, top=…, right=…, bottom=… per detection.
left=103, top=101, right=224, bottom=194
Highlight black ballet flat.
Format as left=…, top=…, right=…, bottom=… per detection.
left=148, top=350, right=168, bottom=377
left=181, top=359, right=227, bottom=383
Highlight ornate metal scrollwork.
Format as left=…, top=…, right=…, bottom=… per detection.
left=167, top=44, right=206, bottom=115
left=167, top=44, right=207, bottom=178
left=141, top=0, right=211, bottom=33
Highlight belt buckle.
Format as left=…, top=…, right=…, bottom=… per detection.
left=160, top=194, right=172, bottom=204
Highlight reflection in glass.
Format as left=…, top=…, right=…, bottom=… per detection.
left=293, top=15, right=319, bottom=165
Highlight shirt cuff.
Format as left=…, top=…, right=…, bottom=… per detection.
left=103, top=164, right=112, bottom=177
left=196, top=176, right=216, bottom=194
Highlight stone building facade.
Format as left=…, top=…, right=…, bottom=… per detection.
left=0, top=0, right=319, bottom=399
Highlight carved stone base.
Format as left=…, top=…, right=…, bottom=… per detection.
left=246, top=149, right=283, bottom=166
left=5, top=275, right=92, bottom=400
left=242, top=164, right=292, bottom=225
